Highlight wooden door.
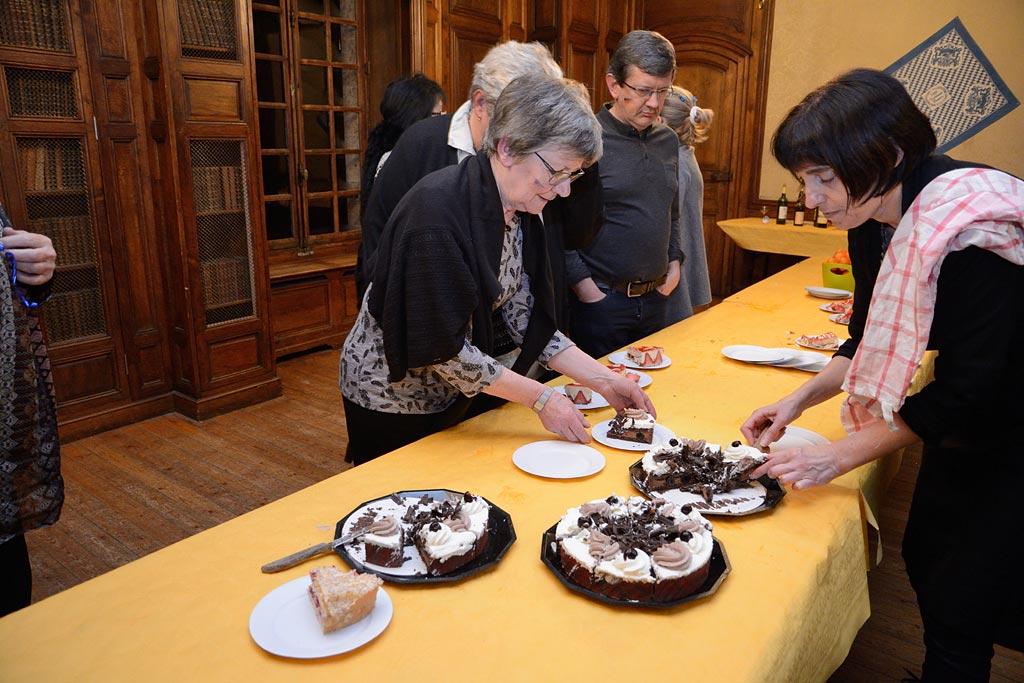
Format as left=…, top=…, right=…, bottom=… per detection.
left=643, top=0, right=774, bottom=296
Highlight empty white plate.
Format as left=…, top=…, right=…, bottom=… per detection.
left=553, top=385, right=611, bottom=409
left=512, top=440, right=605, bottom=478
left=721, top=345, right=787, bottom=364
left=805, top=286, right=853, bottom=299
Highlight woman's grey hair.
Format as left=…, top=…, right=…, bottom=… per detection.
left=470, top=41, right=563, bottom=103
left=661, top=85, right=714, bottom=147
left=482, top=74, right=602, bottom=166
left=608, top=30, right=676, bottom=82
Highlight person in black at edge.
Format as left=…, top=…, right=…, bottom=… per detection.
left=340, top=74, right=653, bottom=466
left=0, top=201, right=62, bottom=617
left=741, top=69, right=1023, bottom=682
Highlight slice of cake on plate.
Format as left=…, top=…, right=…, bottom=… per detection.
left=362, top=514, right=405, bottom=567
left=407, top=493, right=491, bottom=575
left=607, top=409, right=655, bottom=444
left=625, top=345, right=664, bottom=367
left=307, top=566, right=383, bottom=633
left=563, top=383, right=593, bottom=405
left=606, top=363, right=641, bottom=382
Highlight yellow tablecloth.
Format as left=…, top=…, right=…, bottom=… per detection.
left=718, top=217, right=849, bottom=259
left=0, top=259, right=877, bottom=682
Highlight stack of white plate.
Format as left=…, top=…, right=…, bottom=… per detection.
left=721, top=345, right=830, bottom=373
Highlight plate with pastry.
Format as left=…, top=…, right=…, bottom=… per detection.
left=249, top=568, right=393, bottom=658
left=591, top=410, right=676, bottom=451
left=332, top=490, right=516, bottom=584
left=605, top=363, right=653, bottom=387
left=608, top=346, right=672, bottom=370
left=554, top=383, right=611, bottom=409
left=795, top=332, right=843, bottom=351
left=628, top=438, right=785, bottom=516
left=819, top=298, right=853, bottom=313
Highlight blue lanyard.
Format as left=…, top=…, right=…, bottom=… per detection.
left=0, top=202, right=43, bottom=310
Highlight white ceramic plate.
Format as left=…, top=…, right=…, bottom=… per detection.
left=553, top=385, right=611, bottom=409
left=249, top=576, right=393, bottom=659
left=607, top=350, right=672, bottom=370
left=605, top=366, right=653, bottom=388
left=769, top=425, right=830, bottom=450
left=591, top=420, right=676, bottom=452
left=512, top=440, right=605, bottom=479
left=650, top=481, right=768, bottom=514
left=829, top=312, right=850, bottom=326
left=721, top=345, right=787, bottom=364
left=766, top=348, right=830, bottom=369
left=805, top=286, right=853, bottom=299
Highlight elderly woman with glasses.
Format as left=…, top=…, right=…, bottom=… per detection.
left=340, top=73, right=655, bottom=465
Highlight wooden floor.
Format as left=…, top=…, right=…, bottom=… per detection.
left=25, top=347, right=1024, bottom=682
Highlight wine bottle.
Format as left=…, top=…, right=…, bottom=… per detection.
left=776, top=185, right=788, bottom=224
left=793, top=190, right=805, bottom=226
left=814, top=207, right=828, bottom=228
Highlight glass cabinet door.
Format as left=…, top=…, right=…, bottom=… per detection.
left=251, top=0, right=363, bottom=256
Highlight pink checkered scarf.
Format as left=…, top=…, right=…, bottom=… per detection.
left=841, top=167, right=1024, bottom=432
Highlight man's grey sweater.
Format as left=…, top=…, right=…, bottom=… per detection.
left=565, top=105, right=681, bottom=287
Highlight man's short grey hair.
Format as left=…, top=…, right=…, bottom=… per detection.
left=608, top=30, right=676, bottom=82
left=470, top=41, right=563, bottom=103
left=482, top=74, right=602, bottom=166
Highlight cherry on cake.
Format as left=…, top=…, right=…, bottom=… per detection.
left=640, top=438, right=766, bottom=503
left=563, top=383, right=593, bottom=405
left=625, top=345, right=664, bottom=367
left=607, top=409, right=655, bottom=444
left=554, top=495, right=714, bottom=602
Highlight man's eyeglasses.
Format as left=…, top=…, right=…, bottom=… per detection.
left=534, top=151, right=585, bottom=185
left=620, top=81, right=672, bottom=101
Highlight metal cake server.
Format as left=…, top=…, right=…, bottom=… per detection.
left=260, top=530, right=362, bottom=573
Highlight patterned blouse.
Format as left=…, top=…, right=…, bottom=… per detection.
left=340, top=214, right=573, bottom=414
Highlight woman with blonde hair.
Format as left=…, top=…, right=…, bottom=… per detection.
left=660, top=86, right=714, bottom=322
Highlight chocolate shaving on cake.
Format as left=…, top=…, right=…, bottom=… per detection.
left=644, top=439, right=764, bottom=503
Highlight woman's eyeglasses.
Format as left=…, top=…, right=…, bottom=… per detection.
left=534, top=151, right=585, bottom=185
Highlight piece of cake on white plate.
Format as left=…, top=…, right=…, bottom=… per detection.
left=563, top=382, right=593, bottom=405
left=625, top=345, right=664, bottom=367
left=307, top=566, right=382, bottom=633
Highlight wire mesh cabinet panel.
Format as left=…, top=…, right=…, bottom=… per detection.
left=189, top=139, right=257, bottom=327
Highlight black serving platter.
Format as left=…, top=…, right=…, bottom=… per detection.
left=540, top=523, right=730, bottom=608
left=628, top=459, right=786, bottom=516
left=334, top=489, right=516, bottom=584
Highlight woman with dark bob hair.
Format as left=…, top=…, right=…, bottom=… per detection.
left=742, top=68, right=1023, bottom=681
left=359, top=74, right=446, bottom=214
left=340, top=73, right=655, bottom=465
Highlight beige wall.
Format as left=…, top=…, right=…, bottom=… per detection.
left=759, top=0, right=1024, bottom=200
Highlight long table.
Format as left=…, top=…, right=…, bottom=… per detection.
left=0, top=259, right=882, bottom=682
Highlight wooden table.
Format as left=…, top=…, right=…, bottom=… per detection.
left=0, top=259, right=885, bottom=682
left=718, top=216, right=849, bottom=259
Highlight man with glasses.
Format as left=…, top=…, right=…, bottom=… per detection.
left=566, top=30, right=683, bottom=358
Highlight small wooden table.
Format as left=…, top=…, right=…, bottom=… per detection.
left=718, top=217, right=848, bottom=259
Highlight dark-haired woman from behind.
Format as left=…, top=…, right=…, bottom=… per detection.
left=359, top=74, right=446, bottom=216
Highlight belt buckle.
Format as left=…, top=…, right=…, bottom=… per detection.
left=626, top=280, right=647, bottom=297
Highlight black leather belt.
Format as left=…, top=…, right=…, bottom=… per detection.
left=603, top=275, right=667, bottom=298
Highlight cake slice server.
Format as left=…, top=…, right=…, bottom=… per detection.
left=260, top=531, right=362, bottom=573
